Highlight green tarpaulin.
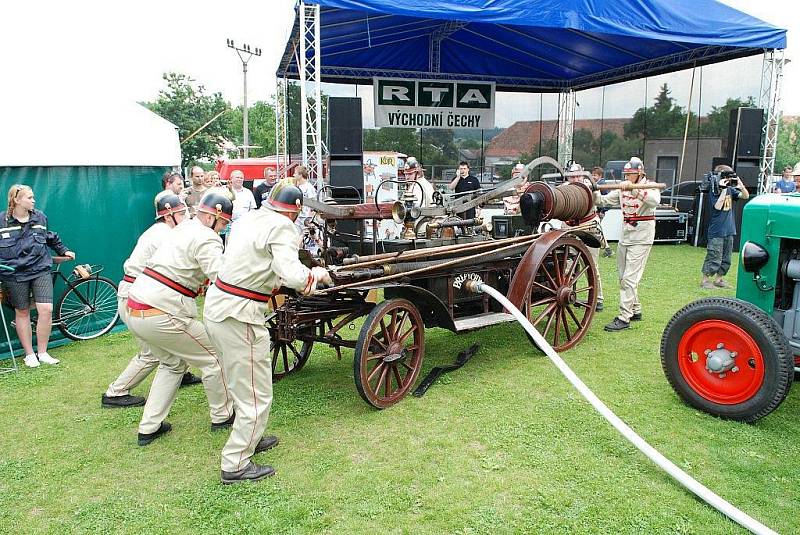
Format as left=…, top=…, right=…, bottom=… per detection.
left=0, top=165, right=166, bottom=358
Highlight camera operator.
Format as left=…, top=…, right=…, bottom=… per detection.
left=303, top=215, right=323, bottom=256
left=700, top=165, right=749, bottom=289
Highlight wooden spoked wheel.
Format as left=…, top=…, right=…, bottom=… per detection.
left=522, top=235, right=597, bottom=351
left=354, top=299, right=425, bottom=409
left=267, top=295, right=314, bottom=381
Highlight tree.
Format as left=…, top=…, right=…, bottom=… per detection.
left=363, top=127, right=418, bottom=155
left=698, top=97, right=756, bottom=138
left=145, top=72, right=233, bottom=169
left=624, top=83, right=690, bottom=140
left=776, top=118, right=800, bottom=172
left=227, top=101, right=277, bottom=157
left=419, top=129, right=460, bottom=166
left=285, top=83, right=328, bottom=155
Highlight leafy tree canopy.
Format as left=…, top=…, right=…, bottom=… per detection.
left=144, top=72, right=232, bottom=169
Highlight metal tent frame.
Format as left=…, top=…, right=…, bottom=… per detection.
left=277, top=2, right=785, bottom=183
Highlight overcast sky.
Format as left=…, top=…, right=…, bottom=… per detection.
left=1, top=0, right=795, bottom=129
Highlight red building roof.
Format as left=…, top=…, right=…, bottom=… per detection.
left=486, top=118, right=629, bottom=158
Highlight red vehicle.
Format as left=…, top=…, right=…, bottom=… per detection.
left=215, top=156, right=326, bottom=182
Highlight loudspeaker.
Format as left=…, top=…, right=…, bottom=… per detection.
left=329, top=159, right=363, bottom=196
left=727, top=107, right=763, bottom=161
left=711, top=156, right=731, bottom=172
left=327, top=97, right=362, bottom=157
left=732, top=159, right=760, bottom=190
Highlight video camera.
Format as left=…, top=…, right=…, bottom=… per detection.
left=719, top=170, right=739, bottom=187
left=699, top=170, right=739, bottom=194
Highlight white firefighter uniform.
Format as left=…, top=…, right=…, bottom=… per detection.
left=106, top=221, right=188, bottom=397
left=595, top=179, right=660, bottom=322
left=127, top=217, right=234, bottom=434
left=411, top=176, right=435, bottom=207
left=204, top=205, right=321, bottom=473
left=562, top=178, right=604, bottom=305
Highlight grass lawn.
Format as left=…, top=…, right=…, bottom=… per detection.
left=1, top=244, right=798, bottom=534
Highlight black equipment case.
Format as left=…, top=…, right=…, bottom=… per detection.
left=654, top=207, right=689, bottom=244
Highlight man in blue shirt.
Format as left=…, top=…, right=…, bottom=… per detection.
left=701, top=165, right=750, bottom=289
left=773, top=166, right=796, bottom=194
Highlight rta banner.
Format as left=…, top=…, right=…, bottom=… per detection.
left=373, top=78, right=495, bottom=130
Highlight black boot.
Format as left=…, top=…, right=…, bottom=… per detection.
left=221, top=462, right=275, bottom=484
left=595, top=301, right=604, bottom=312
left=631, top=312, right=642, bottom=321
left=180, top=372, right=202, bottom=387
left=211, top=412, right=236, bottom=431
left=604, top=318, right=630, bottom=332
left=102, top=394, right=145, bottom=408
left=138, top=422, right=172, bottom=446
left=254, top=435, right=279, bottom=454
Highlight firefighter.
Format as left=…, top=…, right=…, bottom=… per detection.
left=204, top=181, right=332, bottom=484
left=594, top=157, right=660, bottom=331
left=101, top=192, right=202, bottom=408
left=562, top=163, right=605, bottom=312
left=403, top=157, right=435, bottom=207
left=502, top=163, right=528, bottom=214
left=126, top=189, right=235, bottom=446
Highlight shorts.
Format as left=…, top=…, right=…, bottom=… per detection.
left=1, top=274, right=54, bottom=310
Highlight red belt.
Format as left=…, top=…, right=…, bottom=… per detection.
left=126, top=297, right=166, bottom=317
left=122, top=274, right=136, bottom=284
left=142, top=267, right=198, bottom=298
left=214, top=278, right=275, bottom=303
left=624, top=215, right=655, bottom=223
left=127, top=297, right=154, bottom=310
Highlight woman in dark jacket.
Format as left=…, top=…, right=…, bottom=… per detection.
left=0, top=185, right=74, bottom=367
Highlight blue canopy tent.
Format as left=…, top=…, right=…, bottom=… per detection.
left=277, top=0, right=785, bottom=90
left=276, top=0, right=786, bottom=188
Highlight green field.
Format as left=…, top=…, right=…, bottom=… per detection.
left=1, top=244, right=798, bottom=534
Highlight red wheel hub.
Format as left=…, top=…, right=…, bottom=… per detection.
left=677, top=320, right=765, bottom=404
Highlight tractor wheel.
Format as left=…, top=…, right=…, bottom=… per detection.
left=660, top=297, right=794, bottom=423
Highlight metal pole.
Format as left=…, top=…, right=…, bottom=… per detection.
left=243, top=61, right=249, bottom=158
left=227, top=39, right=261, bottom=159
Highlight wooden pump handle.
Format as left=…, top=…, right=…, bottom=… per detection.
left=598, top=183, right=667, bottom=191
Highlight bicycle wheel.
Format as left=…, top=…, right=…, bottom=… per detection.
left=56, top=276, right=119, bottom=341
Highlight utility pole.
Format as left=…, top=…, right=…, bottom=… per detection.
left=226, top=39, right=261, bottom=158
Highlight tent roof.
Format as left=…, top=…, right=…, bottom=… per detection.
left=277, top=0, right=786, bottom=91
left=0, top=99, right=181, bottom=167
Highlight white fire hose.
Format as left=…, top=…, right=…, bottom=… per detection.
left=465, top=280, right=777, bottom=535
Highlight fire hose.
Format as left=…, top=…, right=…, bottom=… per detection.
left=464, top=279, right=777, bottom=535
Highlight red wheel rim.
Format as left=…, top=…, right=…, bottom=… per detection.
left=677, top=320, right=765, bottom=404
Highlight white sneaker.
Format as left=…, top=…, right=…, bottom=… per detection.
left=23, top=354, right=40, bottom=368
left=37, top=352, right=60, bottom=365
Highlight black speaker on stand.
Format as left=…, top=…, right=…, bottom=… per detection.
left=327, top=97, right=364, bottom=245
left=727, top=108, right=764, bottom=161
left=327, top=97, right=363, bottom=158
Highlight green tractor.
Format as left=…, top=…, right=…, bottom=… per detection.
left=661, top=192, right=800, bottom=422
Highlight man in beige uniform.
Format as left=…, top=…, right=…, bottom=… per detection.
left=563, top=163, right=605, bottom=312
left=101, top=192, right=201, bottom=408
left=205, top=182, right=332, bottom=484
left=594, top=158, right=660, bottom=331
left=503, top=163, right=528, bottom=214
left=127, top=189, right=236, bottom=445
